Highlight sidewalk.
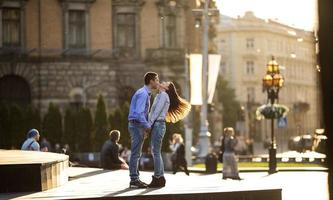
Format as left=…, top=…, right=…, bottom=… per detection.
left=188, top=166, right=328, bottom=173
left=0, top=167, right=328, bottom=200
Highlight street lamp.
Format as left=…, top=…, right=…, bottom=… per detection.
left=191, top=0, right=219, bottom=158
left=262, top=56, right=284, bottom=174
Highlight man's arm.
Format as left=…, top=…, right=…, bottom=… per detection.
left=32, top=142, right=40, bottom=151
left=112, top=145, right=123, bottom=164
left=134, top=93, right=151, bottom=129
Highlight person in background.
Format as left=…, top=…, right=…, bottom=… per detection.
left=21, top=129, right=40, bottom=151
left=100, top=130, right=129, bottom=170
left=170, top=133, right=189, bottom=176
left=221, top=127, right=242, bottom=180
left=54, top=143, right=62, bottom=153
left=40, top=137, right=52, bottom=152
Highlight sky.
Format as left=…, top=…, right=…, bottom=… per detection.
left=215, top=0, right=317, bottom=31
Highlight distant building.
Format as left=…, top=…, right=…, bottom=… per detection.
left=0, top=0, right=201, bottom=114
left=217, top=11, right=320, bottom=142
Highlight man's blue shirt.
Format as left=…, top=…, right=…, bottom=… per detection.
left=128, top=85, right=151, bottom=129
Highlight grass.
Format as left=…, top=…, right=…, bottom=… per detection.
left=192, top=162, right=325, bottom=169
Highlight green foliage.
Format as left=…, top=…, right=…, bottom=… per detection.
left=0, top=102, right=10, bottom=148
left=42, top=103, right=63, bottom=145
left=77, top=108, right=93, bottom=152
left=8, top=104, right=25, bottom=148
left=63, top=108, right=77, bottom=149
left=0, top=102, right=41, bottom=149
left=24, top=105, right=41, bottom=133
left=93, top=95, right=108, bottom=151
left=109, top=102, right=130, bottom=148
left=216, top=76, right=241, bottom=128
left=63, top=107, right=94, bottom=152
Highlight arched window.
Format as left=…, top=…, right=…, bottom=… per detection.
left=0, top=75, right=31, bottom=106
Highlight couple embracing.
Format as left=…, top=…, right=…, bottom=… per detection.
left=128, top=72, right=191, bottom=189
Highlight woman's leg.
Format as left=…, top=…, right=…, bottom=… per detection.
left=151, top=122, right=166, bottom=178
left=172, top=162, right=178, bottom=174
left=183, top=161, right=190, bottom=175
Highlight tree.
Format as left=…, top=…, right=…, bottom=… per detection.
left=77, top=107, right=93, bottom=152
left=42, top=103, right=63, bottom=145
left=109, top=102, right=130, bottom=148
left=93, top=95, right=108, bottom=151
left=24, top=105, right=41, bottom=134
left=0, top=102, right=10, bottom=148
left=9, top=104, right=25, bottom=148
left=216, top=76, right=241, bottom=128
left=63, top=108, right=77, bottom=149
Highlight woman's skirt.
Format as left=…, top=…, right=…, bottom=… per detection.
left=222, top=152, right=239, bottom=178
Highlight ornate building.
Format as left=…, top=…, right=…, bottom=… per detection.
left=217, top=12, right=320, bottom=144
left=0, top=0, right=201, bottom=114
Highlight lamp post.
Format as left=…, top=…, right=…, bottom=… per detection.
left=192, top=0, right=219, bottom=158
left=262, top=56, right=284, bottom=174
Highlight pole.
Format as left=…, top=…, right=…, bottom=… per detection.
left=198, top=0, right=211, bottom=158
left=184, top=52, right=193, bottom=166
left=269, top=95, right=277, bottom=174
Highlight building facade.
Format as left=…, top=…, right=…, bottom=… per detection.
left=217, top=12, right=320, bottom=144
left=0, top=0, right=202, bottom=114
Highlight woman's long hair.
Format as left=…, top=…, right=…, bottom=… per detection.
left=165, top=82, right=191, bottom=123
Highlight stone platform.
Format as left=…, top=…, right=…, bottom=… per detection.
left=1, top=167, right=282, bottom=200
left=0, top=150, right=69, bottom=193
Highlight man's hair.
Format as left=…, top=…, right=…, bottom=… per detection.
left=144, top=72, right=158, bottom=85
left=109, top=130, right=120, bottom=142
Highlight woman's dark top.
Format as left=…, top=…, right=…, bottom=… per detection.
left=175, top=143, right=187, bottom=164
left=100, top=140, right=123, bottom=169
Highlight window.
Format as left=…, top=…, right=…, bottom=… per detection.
left=247, top=87, right=255, bottom=102
left=246, top=61, right=255, bottom=75
left=116, top=13, right=135, bottom=48
left=246, top=38, right=254, bottom=49
left=162, top=15, right=177, bottom=48
left=2, top=8, right=20, bottom=47
left=68, top=10, right=86, bottom=49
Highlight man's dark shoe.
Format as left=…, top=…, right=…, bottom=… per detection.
left=130, top=180, right=148, bottom=189
left=148, top=176, right=166, bottom=188
left=159, top=176, right=166, bottom=187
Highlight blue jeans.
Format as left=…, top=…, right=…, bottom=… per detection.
left=128, top=123, right=145, bottom=181
left=150, top=121, right=166, bottom=178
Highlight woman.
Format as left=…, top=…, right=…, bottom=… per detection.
left=148, top=82, right=191, bottom=188
left=221, top=127, right=241, bottom=180
left=170, top=133, right=190, bottom=176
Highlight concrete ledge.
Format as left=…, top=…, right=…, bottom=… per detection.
left=0, top=150, right=69, bottom=193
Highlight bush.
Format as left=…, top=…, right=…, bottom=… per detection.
left=77, top=108, right=93, bottom=152
left=9, top=104, right=25, bottom=148
left=24, top=105, right=41, bottom=133
left=63, top=108, right=77, bottom=149
left=0, top=103, right=10, bottom=148
left=42, top=103, right=63, bottom=145
left=93, top=95, right=108, bottom=151
left=109, top=102, right=130, bottom=148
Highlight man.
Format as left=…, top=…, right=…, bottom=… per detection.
left=101, top=130, right=129, bottom=170
left=21, top=129, right=41, bottom=151
left=128, top=72, right=159, bottom=188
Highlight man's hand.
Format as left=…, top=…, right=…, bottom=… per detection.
left=144, top=128, right=151, bottom=139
